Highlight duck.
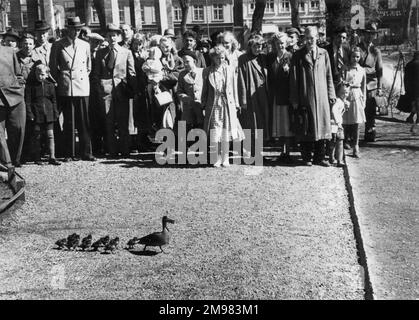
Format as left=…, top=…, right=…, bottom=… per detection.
left=55, top=238, right=67, bottom=250
left=79, top=234, right=92, bottom=251
left=138, top=216, right=175, bottom=253
left=104, top=237, right=119, bottom=253
left=126, top=237, right=139, bottom=250
left=66, top=233, right=80, bottom=250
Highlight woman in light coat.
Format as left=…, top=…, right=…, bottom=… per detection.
left=201, top=45, right=244, bottom=167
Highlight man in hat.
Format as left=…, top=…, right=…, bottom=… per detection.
left=0, top=44, right=26, bottom=168
left=4, top=29, right=20, bottom=51
left=359, top=22, right=383, bottom=142
left=178, top=30, right=206, bottom=68
left=49, top=16, right=95, bottom=161
left=317, top=26, right=330, bottom=49
left=120, top=24, right=134, bottom=49
left=91, top=24, right=136, bottom=158
left=326, top=26, right=350, bottom=87
left=286, top=27, right=300, bottom=54
left=33, top=20, right=52, bottom=66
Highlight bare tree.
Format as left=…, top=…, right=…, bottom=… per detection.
left=400, top=0, right=414, bottom=41
left=251, top=0, right=266, bottom=33
left=179, top=0, right=190, bottom=34
left=290, top=0, right=301, bottom=28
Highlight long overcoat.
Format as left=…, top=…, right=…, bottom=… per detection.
left=49, top=37, right=91, bottom=97
left=201, top=64, right=242, bottom=141
left=289, top=46, right=336, bottom=141
left=237, top=53, right=270, bottom=140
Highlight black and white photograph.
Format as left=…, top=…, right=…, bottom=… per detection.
left=0, top=0, right=417, bottom=305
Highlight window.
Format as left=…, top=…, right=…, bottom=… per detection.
left=249, top=0, right=255, bottom=13
left=299, top=1, right=305, bottom=12
left=266, top=0, right=274, bottom=13
left=173, top=6, right=182, bottom=22
left=310, top=0, right=320, bottom=10
left=213, top=4, right=223, bottom=21
left=119, top=9, right=125, bottom=23
left=193, top=5, right=204, bottom=21
left=91, top=6, right=100, bottom=23
left=5, top=1, right=11, bottom=27
left=64, top=1, right=76, bottom=18
left=140, top=6, right=145, bottom=24
left=20, top=0, right=28, bottom=27
left=281, top=0, right=290, bottom=12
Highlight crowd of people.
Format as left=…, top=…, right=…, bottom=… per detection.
left=0, top=17, right=393, bottom=169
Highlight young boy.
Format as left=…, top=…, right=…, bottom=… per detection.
left=25, top=64, right=60, bottom=165
left=329, top=82, right=350, bottom=167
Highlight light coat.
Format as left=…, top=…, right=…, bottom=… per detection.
left=0, top=46, right=25, bottom=107
left=201, top=64, right=241, bottom=140
left=289, top=46, right=336, bottom=141
left=49, top=37, right=91, bottom=97
left=33, top=42, right=52, bottom=66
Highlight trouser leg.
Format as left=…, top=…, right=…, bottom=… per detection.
left=61, top=97, right=75, bottom=158
left=116, top=96, right=130, bottom=156
left=0, top=108, right=12, bottom=166
left=32, top=124, right=41, bottom=161
left=103, top=94, right=117, bottom=156
left=74, top=97, right=93, bottom=158
left=336, top=139, right=343, bottom=163
left=300, top=141, right=313, bottom=162
left=6, top=102, right=26, bottom=165
left=313, top=139, right=326, bottom=163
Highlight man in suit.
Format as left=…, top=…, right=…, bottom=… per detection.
left=91, top=24, right=136, bottom=158
left=325, top=27, right=351, bottom=87
left=0, top=45, right=26, bottom=168
left=49, top=16, right=95, bottom=161
left=120, top=24, right=134, bottom=50
left=178, top=30, right=206, bottom=68
left=359, top=22, right=383, bottom=142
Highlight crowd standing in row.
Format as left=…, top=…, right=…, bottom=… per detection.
left=0, top=18, right=392, bottom=169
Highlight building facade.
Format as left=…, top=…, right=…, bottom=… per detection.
left=242, top=0, right=327, bottom=34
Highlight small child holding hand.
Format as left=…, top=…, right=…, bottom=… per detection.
left=329, top=82, right=350, bottom=167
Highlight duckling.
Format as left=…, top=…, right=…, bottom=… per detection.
left=104, top=237, right=119, bottom=253
left=55, top=238, right=67, bottom=249
left=138, top=216, right=175, bottom=253
left=79, top=234, right=92, bottom=251
left=91, top=239, right=103, bottom=251
left=99, top=235, right=110, bottom=246
left=66, top=233, right=80, bottom=250
left=126, top=237, right=139, bottom=250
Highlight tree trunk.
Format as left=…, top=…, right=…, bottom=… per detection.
left=93, top=0, right=106, bottom=32
left=179, top=0, right=190, bottom=35
left=290, top=0, right=300, bottom=28
left=401, top=0, right=414, bottom=41
left=251, top=0, right=266, bottom=34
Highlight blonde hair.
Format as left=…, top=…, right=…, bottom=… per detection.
left=222, top=31, right=239, bottom=52
left=35, top=64, right=50, bottom=73
left=209, top=45, right=227, bottom=60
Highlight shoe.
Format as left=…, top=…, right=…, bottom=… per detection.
left=13, top=161, right=22, bottom=168
left=48, top=158, right=61, bottom=166
left=222, top=158, right=230, bottom=167
left=279, top=154, right=293, bottom=164
left=313, top=160, right=330, bottom=167
left=213, top=155, right=222, bottom=168
left=82, top=155, right=96, bottom=161
left=336, top=162, right=346, bottom=168
left=353, top=146, right=360, bottom=158
left=364, top=129, right=376, bottom=142
left=303, top=161, right=313, bottom=166
left=34, top=160, right=43, bottom=165
left=344, top=142, right=351, bottom=150
left=72, top=157, right=81, bottom=161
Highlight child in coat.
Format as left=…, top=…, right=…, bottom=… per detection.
left=25, top=64, right=60, bottom=165
left=329, top=82, right=350, bottom=167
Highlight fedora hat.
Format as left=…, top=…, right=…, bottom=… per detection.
left=21, top=32, right=35, bottom=40
left=106, top=23, right=122, bottom=33
left=286, top=27, right=300, bottom=36
left=163, top=28, right=176, bottom=38
left=35, top=20, right=50, bottom=32
left=363, top=22, right=379, bottom=33
left=66, top=16, right=85, bottom=29
left=4, top=28, right=20, bottom=40
left=88, top=33, right=105, bottom=41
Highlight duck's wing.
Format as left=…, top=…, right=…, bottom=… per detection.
left=138, top=231, right=165, bottom=246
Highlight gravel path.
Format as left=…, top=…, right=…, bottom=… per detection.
left=0, top=155, right=364, bottom=299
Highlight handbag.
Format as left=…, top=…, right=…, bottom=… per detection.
left=374, top=95, right=388, bottom=116
left=154, top=90, right=173, bottom=107
left=396, top=94, right=412, bottom=113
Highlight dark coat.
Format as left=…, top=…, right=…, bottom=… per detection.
left=289, top=46, right=336, bottom=141
left=237, top=53, right=270, bottom=140
left=25, top=78, right=58, bottom=124
left=132, top=52, right=151, bottom=129
left=325, top=43, right=351, bottom=85
left=404, top=53, right=419, bottom=99
left=0, top=46, right=25, bottom=108
left=267, top=51, right=292, bottom=106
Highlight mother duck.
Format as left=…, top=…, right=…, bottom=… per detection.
left=139, top=216, right=175, bottom=252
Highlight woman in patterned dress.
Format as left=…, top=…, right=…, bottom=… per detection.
left=343, top=46, right=366, bottom=158
left=201, top=45, right=244, bottom=167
